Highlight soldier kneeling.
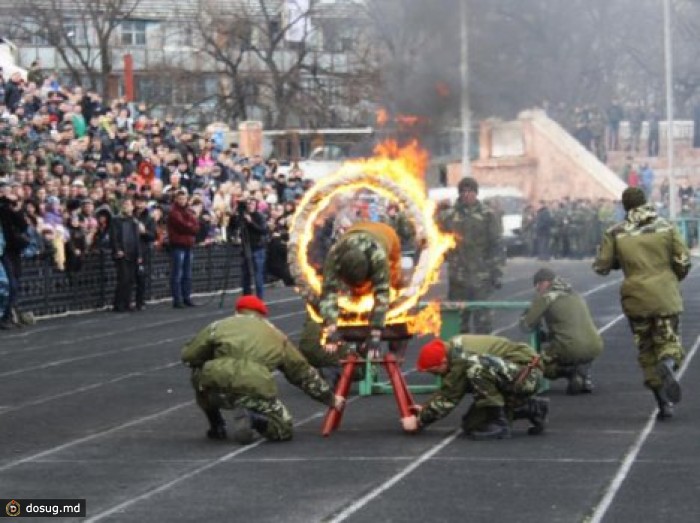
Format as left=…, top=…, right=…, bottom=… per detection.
left=182, top=295, right=343, bottom=444
left=402, top=335, right=549, bottom=440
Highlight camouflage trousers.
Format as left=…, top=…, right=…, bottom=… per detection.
left=447, top=281, right=494, bottom=334
left=193, top=381, right=294, bottom=442
left=628, top=315, right=685, bottom=390
left=461, top=355, right=542, bottom=431
left=541, top=342, right=595, bottom=380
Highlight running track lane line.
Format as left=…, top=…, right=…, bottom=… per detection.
left=588, top=334, right=700, bottom=523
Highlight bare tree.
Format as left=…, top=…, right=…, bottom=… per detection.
left=5, top=0, right=140, bottom=97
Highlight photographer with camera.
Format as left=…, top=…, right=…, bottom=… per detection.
left=228, top=197, right=268, bottom=299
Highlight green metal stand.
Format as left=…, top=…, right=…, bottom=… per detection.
left=357, top=300, right=544, bottom=396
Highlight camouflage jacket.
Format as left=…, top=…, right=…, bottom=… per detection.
left=520, top=277, right=603, bottom=360
left=319, top=222, right=402, bottom=329
left=182, top=310, right=334, bottom=406
left=439, top=200, right=503, bottom=284
left=418, top=335, right=538, bottom=426
left=593, top=204, right=690, bottom=317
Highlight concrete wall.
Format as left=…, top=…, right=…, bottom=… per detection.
left=447, top=110, right=627, bottom=203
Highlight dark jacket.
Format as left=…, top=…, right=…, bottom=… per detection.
left=134, top=207, right=156, bottom=257
left=110, top=214, right=141, bottom=262
left=167, top=203, right=199, bottom=248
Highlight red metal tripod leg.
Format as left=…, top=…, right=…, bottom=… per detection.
left=321, top=353, right=359, bottom=437
left=382, top=353, right=414, bottom=419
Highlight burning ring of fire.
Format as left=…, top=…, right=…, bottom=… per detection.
left=287, top=141, right=455, bottom=331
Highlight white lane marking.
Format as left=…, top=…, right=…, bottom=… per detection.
left=0, top=402, right=193, bottom=473
left=84, top=401, right=355, bottom=522
left=1, top=310, right=306, bottom=376
left=492, top=279, right=623, bottom=336
left=588, top=334, right=700, bottom=523
left=0, top=293, right=302, bottom=346
left=0, top=362, right=181, bottom=415
left=328, top=431, right=460, bottom=523
left=598, top=314, right=626, bottom=334
left=0, top=329, right=303, bottom=413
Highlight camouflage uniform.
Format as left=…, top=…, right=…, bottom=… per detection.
left=593, top=203, right=690, bottom=390
left=520, top=276, right=603, bottom=380
left=319, top=222, right=402, bottom=330
left=182, top=310, right=335, bottom=441
left=418, top=335, right=542, bottom=431
left=440, top=200, right=504, bottom=333
left=383, top=208, right=416, bottom=254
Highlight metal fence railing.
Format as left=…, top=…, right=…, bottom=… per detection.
left=17, top=244, right=244, bottom=317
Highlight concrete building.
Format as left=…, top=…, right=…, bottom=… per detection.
left=0, top=0, right=375, bottom=127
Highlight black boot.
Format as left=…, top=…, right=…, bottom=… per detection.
left=561, top=366, right=584, bottom=395
left=656, top=358, right=681, bottom=404
left=513, top=398, right=549, bottom=435
left=653, top=389, right=674, bottom=421
left=467, top=407, right=511, bottom=441
left=204, top=409, right=227, bottom=440
left=577, top=364, right=594, bottom=394
left=230, top=407, right=259, bottom=445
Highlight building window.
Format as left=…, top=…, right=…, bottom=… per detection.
left=122, top=20, right=147, bottom=46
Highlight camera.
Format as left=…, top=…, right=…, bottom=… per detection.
left=237, top=200, right=247, bottom=215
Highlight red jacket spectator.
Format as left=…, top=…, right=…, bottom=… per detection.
left=167, top=195, right=199, bottom=248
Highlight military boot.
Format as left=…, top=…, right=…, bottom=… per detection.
left=577, top=364, right=594, bottom=394
left=204, top=409, right=227, bottom=440
left=653, top=389, right=674, bottom=421
left=512, top=398, right=549, bottom=435
left=561, top=366, right=584, bottom=395
left=656, top=358, right=681, bottom=404
left=467, top=407, right=511, bottom=441
left=230, top=407, right=258, bottom=445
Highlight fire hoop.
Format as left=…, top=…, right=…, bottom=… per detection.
left=287, top=143, right=455, bottom=326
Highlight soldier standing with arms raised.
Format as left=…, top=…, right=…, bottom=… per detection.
left=593, top=187, right=690, bottom=419
left=439, top=177, right=504, bottom=333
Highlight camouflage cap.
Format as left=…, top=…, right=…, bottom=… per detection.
left=457, top=176, right=479, bottom=194
left=337, top=247, right=369, bottom=286
left=621, top=187, right=646, bottom=211
left=533, top=268, right=556, bottom=286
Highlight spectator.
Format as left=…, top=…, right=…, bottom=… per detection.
left=0, top=191, right=29, bottom=328
left=110, top=197, right=141, bottom=312
left=229, top=197, right=268, bottom=298
left=167, top=189, right=199, bottom=308
left=133, top=194, right=156, bottom=311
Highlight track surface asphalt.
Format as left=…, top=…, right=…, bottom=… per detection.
left=1, top=258, right=699, bottom=522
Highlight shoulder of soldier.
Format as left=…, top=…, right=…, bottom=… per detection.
left=606, top=220, right=628, bottom=236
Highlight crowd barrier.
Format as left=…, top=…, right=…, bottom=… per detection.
left=16, top=244, right=244, bottom=317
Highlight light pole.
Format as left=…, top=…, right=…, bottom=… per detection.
left=664, top=0, right=676, bottom=219
left=460, top=0, right=471, bottom=177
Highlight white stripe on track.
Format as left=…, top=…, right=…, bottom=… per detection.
left=588, top=334, right=700, bottom=523
left=328, top=431, right=460, bottom=523
left=0, top=402, right=193, bottom=473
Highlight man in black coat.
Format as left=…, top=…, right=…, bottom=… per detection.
left=110, top=197, right=142, bottom=312
left=133, top=194, right=156, bottom=311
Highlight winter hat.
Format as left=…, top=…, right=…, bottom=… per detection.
left=416, top=339, right=447, bottom=371
left=235, top=295, right=268, bottom=316
left=622, top=187, right=646, bottom=212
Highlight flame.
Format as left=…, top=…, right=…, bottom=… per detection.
left=407, top=300, right=442, bottom=337
left=292, top=139, right=455, bottom=334
left=376, top=107, right=389, bottom=126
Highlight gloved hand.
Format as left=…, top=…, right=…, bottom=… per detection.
left=323, top=325, right=342, bottom=353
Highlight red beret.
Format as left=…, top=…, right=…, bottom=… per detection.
left=416, top=339, right=447, bottom=371
left=235, top=295, right=268, bottom=316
